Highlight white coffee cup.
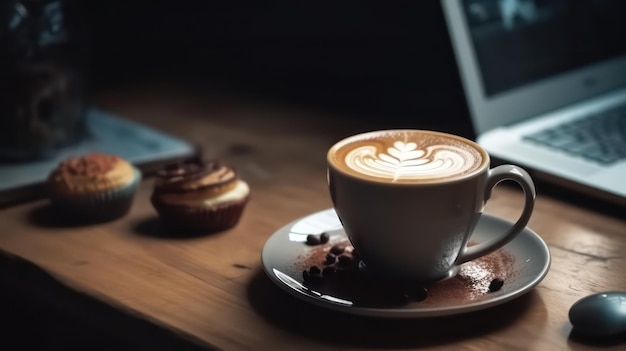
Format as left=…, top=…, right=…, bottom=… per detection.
left=327, top=129, right=535, bottom=282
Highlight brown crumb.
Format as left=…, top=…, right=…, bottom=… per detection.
left=57, top=153, right=119, bottom=178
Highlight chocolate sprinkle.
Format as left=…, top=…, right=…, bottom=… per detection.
left=337, top=255, right=352, bottom=266
left=330, top=244, right=345, bottom=255
left=320, top=232, right=330, bottom=244
left=324, top=253, right=336, bottom=264
left=488, top=278, right=504, bottom=292
left=309, top=266, right=321, bottom=275
left=306, top=234, right=321, bottom=246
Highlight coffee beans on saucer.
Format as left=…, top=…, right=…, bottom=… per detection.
left=330, top=244, right=346, bottom=255
left=306, top=232, right=330, bottom=246
left=297, top=236, right=516, bottom=308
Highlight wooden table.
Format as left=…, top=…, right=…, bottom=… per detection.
left=1, top=87, right=625, bottom=350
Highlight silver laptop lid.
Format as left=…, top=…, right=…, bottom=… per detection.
left=442, top=0, right=626, bottom=134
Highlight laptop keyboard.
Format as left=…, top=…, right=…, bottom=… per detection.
left=523, top=103, right=626, bottom=165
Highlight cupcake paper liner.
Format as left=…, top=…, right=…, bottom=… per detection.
left=151, top=195, right=249, bottom=233
left=49, top=167, right=142, bottom=222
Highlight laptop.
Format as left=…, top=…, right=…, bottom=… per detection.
left=442, top=0, right=626, bottom=206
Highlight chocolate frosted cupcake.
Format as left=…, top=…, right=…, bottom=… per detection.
left=151, top=159, right=250, bottom=233
left=47, top=153, right=142, bottom=221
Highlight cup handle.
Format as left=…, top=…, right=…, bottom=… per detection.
left=455, top=165, right=536, bottom=264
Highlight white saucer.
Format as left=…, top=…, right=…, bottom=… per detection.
left=261, top=208, right=551, bottom=318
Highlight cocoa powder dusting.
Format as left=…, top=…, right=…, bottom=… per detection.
left=294, top=238, right=516, bottom=308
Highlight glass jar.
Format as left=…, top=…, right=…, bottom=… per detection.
left=0, top=0, right=87, bottom=161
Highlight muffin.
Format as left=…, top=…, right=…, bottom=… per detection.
left=151, top=159, right=250, bottom=233
left=47, top=153, right=141, bottom=221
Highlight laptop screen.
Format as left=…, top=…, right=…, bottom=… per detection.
left=462, top=0, right=626, bottom=97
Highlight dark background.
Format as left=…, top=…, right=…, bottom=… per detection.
left=84, top=1, right=474, bottom=137
left=1, top=2, right=476, bottom=349
left=2, top=3, right=625, bottom=349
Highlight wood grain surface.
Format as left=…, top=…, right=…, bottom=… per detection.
left=1, top=86, right=624, bottom=351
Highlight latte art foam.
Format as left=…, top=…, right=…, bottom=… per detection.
left=329, top=130, right=486, bottom=183
left=346, top=141, right=477, bottom=181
